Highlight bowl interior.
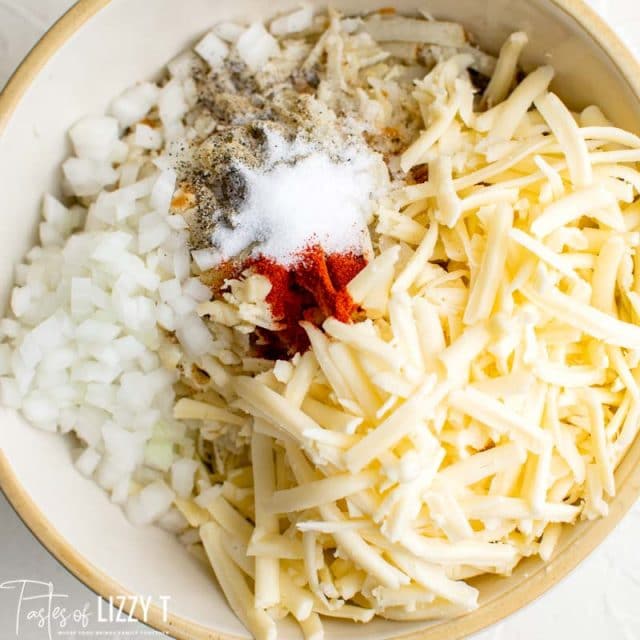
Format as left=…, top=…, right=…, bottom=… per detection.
left=1, top=1, right=640, bottom=639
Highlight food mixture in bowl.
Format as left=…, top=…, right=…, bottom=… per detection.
left=4, top=6, right=640, bottom=638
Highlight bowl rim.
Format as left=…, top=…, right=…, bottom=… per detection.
left=1, top=1, right=640, bottom=639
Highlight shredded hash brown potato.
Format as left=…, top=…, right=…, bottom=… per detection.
left=177, top=11, right=640, bottom=638
left=167, top=10, right=640, bottom=638
left=6, top=7, right=640, bottom=640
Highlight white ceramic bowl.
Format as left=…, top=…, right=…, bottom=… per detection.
left=2, top=1, right=640, bottom=639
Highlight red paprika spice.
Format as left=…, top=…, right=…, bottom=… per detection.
left=248, top=244, right=367, bottom=357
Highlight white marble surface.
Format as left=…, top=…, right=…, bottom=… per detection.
left=0, top=1, right=639, bottom=638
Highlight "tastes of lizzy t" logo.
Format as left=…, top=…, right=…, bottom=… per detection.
left=0, top=579, right=170, bottom=639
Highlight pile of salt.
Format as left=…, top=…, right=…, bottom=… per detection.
left=192, top=131, right=387, bottom=270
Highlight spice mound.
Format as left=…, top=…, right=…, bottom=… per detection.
left=251, top=246, right=367, bottom=357
left=175, top=74, right=387, bottom=355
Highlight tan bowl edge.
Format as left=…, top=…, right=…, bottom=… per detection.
left=1, top=1, right=640, bottom=639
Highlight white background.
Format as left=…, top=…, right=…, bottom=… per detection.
left=1, top=1, right=640, bottom=638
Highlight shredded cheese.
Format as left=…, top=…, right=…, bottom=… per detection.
left=535, top=92, right=593, bottom=187
left=482, top=31, right=528, bottom=108
left=464, top=204, right=513, bottom=324
left=483, top=66, right=554, bottom=141
left=531, top=185, right=618, bottom=238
